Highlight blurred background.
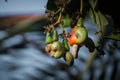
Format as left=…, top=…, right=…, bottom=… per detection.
left=0, top=0, right=120, bottom=80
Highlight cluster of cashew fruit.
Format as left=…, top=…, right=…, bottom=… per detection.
left=45, top=29, right=63, bottom=58
left=45, top=17, right=95, bottom=66
left=45, top=28, right=74, bottom=66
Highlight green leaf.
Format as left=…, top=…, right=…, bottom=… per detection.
left=89, top=8, right=97, bottom=23
left=89, top=0, right=95, bottom=9
left=97, top=11, right=108, bottom=26
left=95, top=11, right=100, bottom=25
left=89, top=0, right=99, bottom=11
left=89, top=9, right=108, bottom=26
left=60, top=15, right=71, bottom=28
left=104, top=33, right=120, bottom=41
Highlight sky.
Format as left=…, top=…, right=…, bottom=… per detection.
left=0, top=0, right=48, bottom=16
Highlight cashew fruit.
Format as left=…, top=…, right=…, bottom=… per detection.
left=75, top=26, right=88, bottom=45
left=45, top=43, right=52, bottom=52
left=45, top=32, right=53, bottom=52
left=51, top=41, right=64, bottom=59
left=68, top=18, right=88, bottom=58
left=53, top=29, right=58, bottom=41
left=64, top=52, right=74, bottom=66
left=68, top=26, right=88, bottom=46
left=62, top=37, right=70, bottom=51
left=75, top=17, right=88, bottom=45
left=68, top=26, right=78, bottom=46
left=76, top=17, right=83, bottom=27
left=45, top=32, right=53, bottom=44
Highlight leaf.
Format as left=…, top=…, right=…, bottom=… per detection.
left=104, top=33, right=120, bottom=41
left=97, top=11, right=108, bottom=26
left=46, top=0, right=59, bottom=11
left=89, top=0, right=95, bottom=9
left=85, top=37, right=95, bottom=52
left=95, top=11, right=100, bottom=25
left=60, top=15, right=71, bottom=28
left=89, top=0, right=99, bottom=11
left=63, top=0, right=80, bottom=17
left=89, top=8, right=97, bottom=24
left=89, top=9, right=108, bottom=26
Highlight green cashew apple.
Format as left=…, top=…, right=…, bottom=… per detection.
left=75, top=26, right=88, bottom=45
left=45, top=32, right=53, bottom=53
left=45, top=32, right=53, bottom=44
left=50, top=41, right=65, bottom=59
left=53, top=29, right=58, bottom=41
left=62, top=37, right=70, bottom=51
left=64, top=52, right=74, bottom=66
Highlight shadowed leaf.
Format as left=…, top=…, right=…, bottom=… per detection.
left=89, top=9, right=108, bottom=26
left=46, top=0, right=59, bottom=11
left=104, top=33, right=120, bottom=41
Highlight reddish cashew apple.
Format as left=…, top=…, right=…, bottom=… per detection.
left=68, top=18, right=88, bottom=58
